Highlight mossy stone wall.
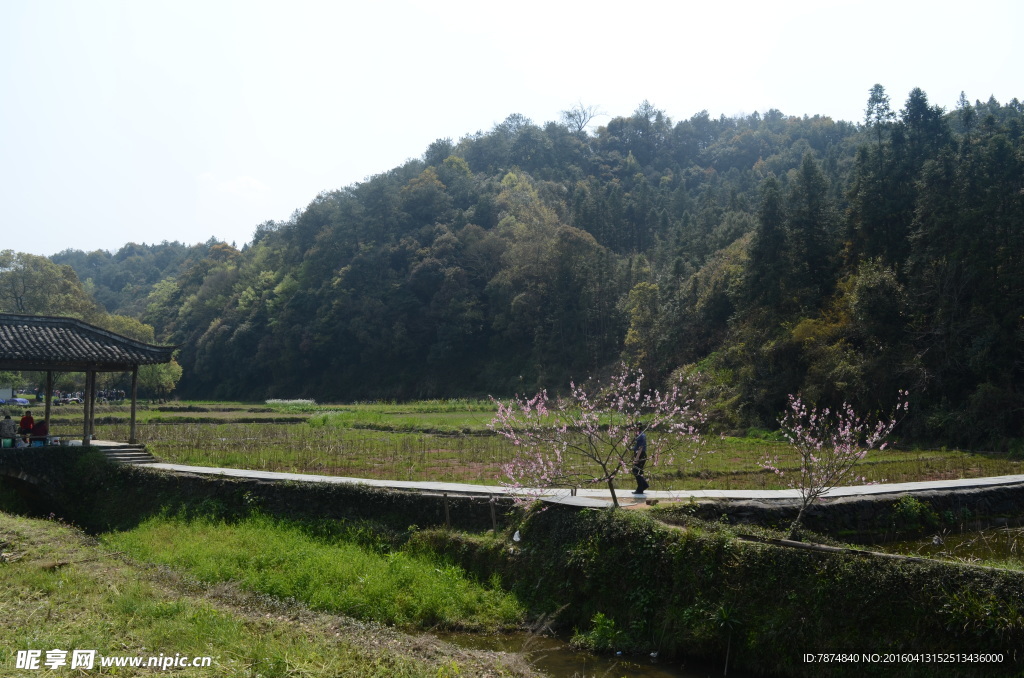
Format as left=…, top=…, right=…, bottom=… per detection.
left=413, top=506, right=1024, bottom=677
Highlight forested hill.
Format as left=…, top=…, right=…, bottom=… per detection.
left=52, top=88, right=1024, bottom=447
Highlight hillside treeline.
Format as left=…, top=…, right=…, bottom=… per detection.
left=50, top=87, right=1024, bottom=447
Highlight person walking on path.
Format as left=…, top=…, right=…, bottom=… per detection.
left=631, top=425, right=649, bottom=495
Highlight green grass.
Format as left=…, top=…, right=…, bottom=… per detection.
left=340, top=399, right=496, bottom=414
left=310, top=408, right=496, bottom=434
left=45, top=398, right=499, bottom=429
left=0, top=512, right=531, bottom=677
left=664, top=437, right=1023, bottom=490
left=103, top=513, right=525, bottom=631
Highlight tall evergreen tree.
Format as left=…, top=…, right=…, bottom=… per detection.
left=744, top=174, right=787, bottom=309
left=785, top=154, right=837, bottom=310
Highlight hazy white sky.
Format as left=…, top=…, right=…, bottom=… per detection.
left=2, top=0, right=1020, bottom=257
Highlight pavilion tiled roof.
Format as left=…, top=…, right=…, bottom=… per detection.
left=0, top=314, right=176, bottom=371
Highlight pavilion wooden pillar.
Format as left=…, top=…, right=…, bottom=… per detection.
left=129, top=365, right=139, bottom=444
left=89, top=369, right=97, bottom=441
left=83, top=370, right=94, bottom=445
left=44, top=370, right=52, bottom=432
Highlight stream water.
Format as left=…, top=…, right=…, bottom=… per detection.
left=441, top=631, right=758, bottom=678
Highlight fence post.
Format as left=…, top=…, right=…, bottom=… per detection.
left=489, top=496, right=497, bottom=531
left=443, top=493, right=451, bottom=529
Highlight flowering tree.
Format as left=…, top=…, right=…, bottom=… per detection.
left=762, top=391, right=910, bottom=538
left=490, top=365, right=704, bottom=508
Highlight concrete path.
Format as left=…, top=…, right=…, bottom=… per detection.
left=143, top=462, right=1024, bottom=509
left=145, top=462, right=612, bottom=508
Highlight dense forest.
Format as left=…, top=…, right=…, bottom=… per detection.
left=40, top=86, right=1024, bottom=448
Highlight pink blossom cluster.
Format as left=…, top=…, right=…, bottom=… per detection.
left=490, top=364, right=706, bottom=507
left=762, top=390, right=910, bottom=535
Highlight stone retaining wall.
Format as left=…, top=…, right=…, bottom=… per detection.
left=5, top=448, right=1024, bottom=543
left=685, top=482, right=1024, bottom=541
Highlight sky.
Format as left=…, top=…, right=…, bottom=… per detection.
left=1, top=0, right=1021, bottom=257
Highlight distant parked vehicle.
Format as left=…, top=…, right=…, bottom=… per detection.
left=58, top=396, right=83, bottom=405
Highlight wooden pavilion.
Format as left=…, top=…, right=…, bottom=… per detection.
left=0, top=314, right=176, bottom=445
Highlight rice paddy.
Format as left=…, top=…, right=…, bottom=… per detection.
left=50, top=399, right=1024, bottom=492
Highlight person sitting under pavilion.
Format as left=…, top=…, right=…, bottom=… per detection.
left=30, top=418, right=49, bottom=446
left=0, top=414, right=17, bottom=447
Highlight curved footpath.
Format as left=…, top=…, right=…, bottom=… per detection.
left=143, top=462, right=1024, bottom=509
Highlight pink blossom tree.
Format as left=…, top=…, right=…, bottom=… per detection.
left=762, top=391, right=910, bottom=538
left=490, top=364, right=704, bottom=508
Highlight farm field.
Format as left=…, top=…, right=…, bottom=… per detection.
left=39, top=399, right=1024, bottom=492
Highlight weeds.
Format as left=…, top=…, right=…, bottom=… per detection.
left=882, top=526, right=1024, bottom=572
left=103, top=513, right=526, bottom=632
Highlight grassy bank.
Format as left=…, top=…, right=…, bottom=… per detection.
left=103, top=513, right=524, bottom=631
left=0, top=511, right=538, bottom=677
